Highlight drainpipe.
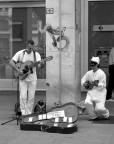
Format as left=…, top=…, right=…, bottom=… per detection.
left=75, top=0, right=81, bottom=104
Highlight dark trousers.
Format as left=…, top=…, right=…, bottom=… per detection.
left=106, top=65, right=114, bottom=100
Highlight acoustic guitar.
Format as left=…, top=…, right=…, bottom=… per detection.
left=14, top=56, right=53, bottom=80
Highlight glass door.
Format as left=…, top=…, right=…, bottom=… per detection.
left=0, top=2, right=46, bottom=90
left=0, top=7, right=13, bottom=90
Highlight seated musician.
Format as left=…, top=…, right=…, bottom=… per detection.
left=9, top=40, right=43, bottom=116
left=81, top=57, right=110, bottom=121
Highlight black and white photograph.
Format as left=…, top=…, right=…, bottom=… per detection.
left=0, top=0, right=114, bottom=144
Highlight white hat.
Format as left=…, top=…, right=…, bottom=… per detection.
left=91, top=57, right=100, bottom=64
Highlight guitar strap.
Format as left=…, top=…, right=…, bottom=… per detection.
left=33, top=50, right=39, bottom=79
left=33, top=50, right=36, bottom=62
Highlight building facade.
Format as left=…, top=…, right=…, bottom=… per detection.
left=0, top=0, right=113, bottom=107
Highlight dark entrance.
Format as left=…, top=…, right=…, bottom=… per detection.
left=88, top=1, right=114, bottom=82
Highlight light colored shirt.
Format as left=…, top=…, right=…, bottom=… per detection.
left=81, top=69, right=106, bottom=102
left=109, top=48, right=114, bottom=65
left=12, top=49, right=41, bottom=81
left=81, top=69, right=106, bottom=90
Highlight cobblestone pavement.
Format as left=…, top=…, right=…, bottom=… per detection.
left=0, top=95, right=114, bottom=144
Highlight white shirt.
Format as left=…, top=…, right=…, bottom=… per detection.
left=12, top=49, right=41, bottom=81
left=81, top=69, right=106, bottom=102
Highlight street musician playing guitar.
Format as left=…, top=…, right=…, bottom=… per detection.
left=81, top=57, right=110, bottom=121
left=9, top=40, right=44, bottom=116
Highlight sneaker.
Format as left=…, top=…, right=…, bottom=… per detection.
left=101, top=116, right=110, bottom=120
left=89, top=116, right=110, bottom=121
left=88, top=117, right=99, bottom=121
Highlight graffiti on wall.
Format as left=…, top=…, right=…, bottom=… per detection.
left=46, top=25, right=70, bottom=51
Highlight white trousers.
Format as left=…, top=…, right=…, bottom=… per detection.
left=85, top=95, right=109, bottom=119
left=19, top=80, right=37, bottom=115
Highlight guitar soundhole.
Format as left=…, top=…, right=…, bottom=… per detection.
left=23, top=65, right=29, bottom=74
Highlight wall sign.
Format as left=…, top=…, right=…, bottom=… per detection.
left=46, top=8, right=54, bottom=14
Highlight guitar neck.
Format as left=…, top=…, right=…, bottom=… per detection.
left=32, top=61, right=41, bottom=67
left=31, top=56, right=52, bottom=68
left=32, top=59, right=46, bottom=67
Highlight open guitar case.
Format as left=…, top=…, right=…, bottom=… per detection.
left=20, top=102, right=78, bottom=134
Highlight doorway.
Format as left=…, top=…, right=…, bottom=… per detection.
left=88, top=1, right=114, bottom=78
